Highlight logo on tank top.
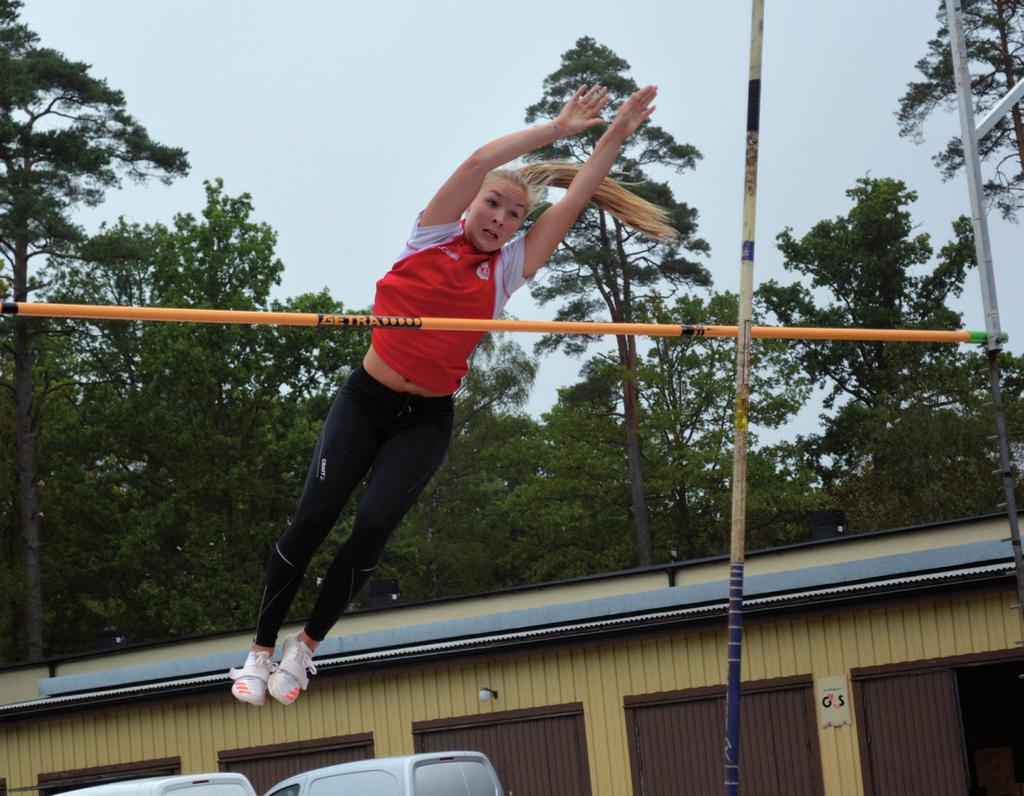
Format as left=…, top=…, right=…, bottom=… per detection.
left=437, top=245, right=460, bottom=261
left=476, top=262, right=491, bottom=280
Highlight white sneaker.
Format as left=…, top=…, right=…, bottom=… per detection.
left=268, top=634, right=317, bottom=706
left=229, top=650, right=274, bottom=706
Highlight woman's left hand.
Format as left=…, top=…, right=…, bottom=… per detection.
left=609, top=85, right=658, bottom=138
left=552, top=84, right=610, bottom=136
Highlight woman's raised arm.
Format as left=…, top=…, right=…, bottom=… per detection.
left=521, top=85, right=657, bottom=277
left=420, top=85, right=609, bottom=226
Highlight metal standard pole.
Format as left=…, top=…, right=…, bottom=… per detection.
left=945, top=0, right=1024, bottom=633
left=725, top=1, right=764, bottom=793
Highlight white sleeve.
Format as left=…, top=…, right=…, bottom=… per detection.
left=396, top=213, right=462, bottom=260
left=498, top=234, right=532, bottom=301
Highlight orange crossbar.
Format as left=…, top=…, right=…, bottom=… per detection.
left=1, top=301, right=1003, bottom=344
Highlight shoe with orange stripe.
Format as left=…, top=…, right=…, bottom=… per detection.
left=268, top=633, right=317, bottom=706
left=229, top=650, right=273, bottom=706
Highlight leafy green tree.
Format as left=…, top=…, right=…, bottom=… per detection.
left=763, top=178, right=973, bottom=419
left=491, top=290, right=815, bottom=581
left=0, top=0, right=188, bottom=658
left=761, top=176, right=1020, bottom=530
left=35, top=182, right=365, bottom=654
left=0, top=344, right=21, bottom=660
left=524, top=37, right=710, bottom=566
left=897, top=0, right=1024, bottom=220
left=503, top=373, right=639, bottom=582
left=638, top=293, right=816, bottom=558
left=818, top=362, right=1022, bottom=530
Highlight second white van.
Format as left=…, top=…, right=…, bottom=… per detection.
left=264, top=752, right=504, bottom=796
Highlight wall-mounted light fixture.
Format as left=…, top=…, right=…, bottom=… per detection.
left=478, top=687, right=498, bottom=702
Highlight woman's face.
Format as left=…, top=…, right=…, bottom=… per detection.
left=464, top=178, right=528, bottom=252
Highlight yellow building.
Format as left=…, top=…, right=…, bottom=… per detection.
left=1, top=513, right=1022, bottom=796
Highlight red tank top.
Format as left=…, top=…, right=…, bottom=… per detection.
left=372, top=231, right=496, bottom=394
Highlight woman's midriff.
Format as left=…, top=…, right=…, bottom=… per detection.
left=362, top=345, right=451, bottom=397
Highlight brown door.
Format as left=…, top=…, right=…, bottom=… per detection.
left=37, top=759, right=181, bottom=794
left=855, top=670, right=968, bottom=796
left=413, top=703, right=591, bottom=796
left=625, top=678, right=824, bottom=796
left=219, top=734, right=374, bottom=796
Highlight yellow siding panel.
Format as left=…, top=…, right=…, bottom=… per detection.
left=982, top=593, right=1003, bottom=648
left=902, top=603, right=924, bottom=660
left=793, top=617, right=816, bottom=673
left=888, top=606, right=909, bottom=662
left=746, top=623, right=766, bottom=681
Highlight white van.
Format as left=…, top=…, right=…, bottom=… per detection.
left=58, top=774, right=257, bottom=796
left=264, top=752, right=504, bottom=796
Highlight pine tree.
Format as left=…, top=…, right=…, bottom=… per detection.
left=0, top=0, right=188, bottom=658
left=524, top=37, right=710, bottom=565
left=897, top=0, right=1024, bottom=219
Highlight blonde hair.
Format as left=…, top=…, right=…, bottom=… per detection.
left=485, top=163, right=678, bottom=242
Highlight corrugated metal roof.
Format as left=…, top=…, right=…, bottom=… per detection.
left=5, top=538, right=1014, bottom=716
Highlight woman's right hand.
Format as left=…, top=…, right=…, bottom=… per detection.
left=607, top=85, right=658, bottom=140
left=552, top=84, right=610, bottom=137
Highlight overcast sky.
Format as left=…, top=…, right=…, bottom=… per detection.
left=18, top=1, right=1021, bottom=431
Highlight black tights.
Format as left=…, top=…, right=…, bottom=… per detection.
left=253, top=365, right=453, bottom=647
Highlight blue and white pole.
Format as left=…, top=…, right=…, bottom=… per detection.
left=725, top=1, right=764, bottom=793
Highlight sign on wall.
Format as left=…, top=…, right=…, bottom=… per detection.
left=815, top=675, right=851, bottom=728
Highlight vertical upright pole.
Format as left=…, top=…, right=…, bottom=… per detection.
left=945, top=0, right=1024, bottom=631
left=725, top=1, right=765, bottom=793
